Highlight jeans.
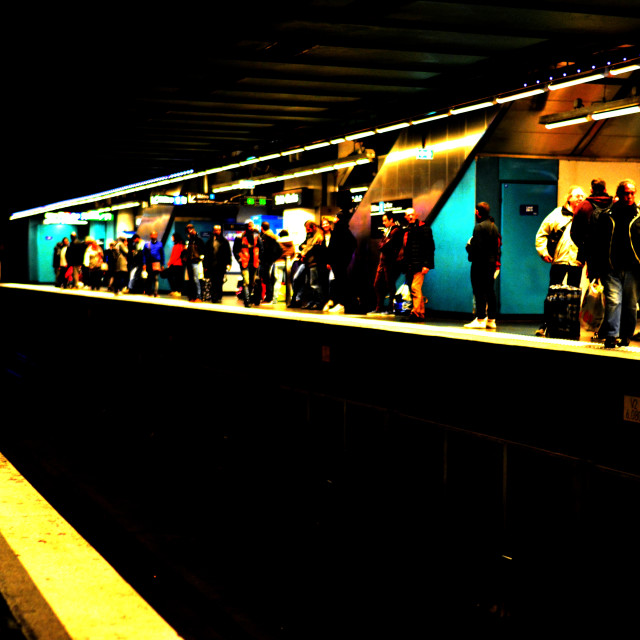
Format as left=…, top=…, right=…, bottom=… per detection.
left=186, top=262, right=202, bottom=300
left=408, top=269, right=426, bottom=318
left=471, top=261, right=497, bottom=319
left=600, top=269, right=640, bottom=341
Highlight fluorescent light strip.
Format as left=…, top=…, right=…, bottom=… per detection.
left=450, top=101, right=495, bottom=115
left=548, top=73, right=605, bottom=90
left=544, top=116, right=590, bottom=129
left=609, top=64, right=640, bottom=76
left=591, top=105, right=640, bottom=120
left=304, top=142, right=331, bottom=150
left=376, top=122, right=410, bottom=134
left=495, top=88, right=546, bottom=103
left=410, top=113, right=449, bottom=125
left=345, top=131, right=376, bottom=140
left=212, top=158, right=372, bottom=193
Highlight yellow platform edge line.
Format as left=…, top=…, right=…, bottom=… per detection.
left=0, top=452, right=183, bottom=640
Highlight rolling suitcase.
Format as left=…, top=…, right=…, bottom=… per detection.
left=544, top=285, right=581, bottom=339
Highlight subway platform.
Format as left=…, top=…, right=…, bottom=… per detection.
left=0, top=283, right=638, bottom=639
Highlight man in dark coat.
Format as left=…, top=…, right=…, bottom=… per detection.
left=587, top=179, right=640, bottom=348
left=401, top=208, right=435, bottom=322
left=370, top=213, right=403, bottom=315
left=204, top=225, right=232, bottom=303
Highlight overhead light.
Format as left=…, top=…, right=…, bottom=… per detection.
left=450, top=100, right=495, bottom=115
left=540, top=96, right=640, bottom=128
left=345, top=130, right=376, bottom=140
left=495, top=88, right=546, bottom=103
left=548, top=72, right=605, bottom=90
left=281, top=148, right=304, bottom=156
left=258, top=153, right=282, bottom=161
left=609, top=63, right=640, bottom=76
left=304, top=142, right=331, bottom=150
left=410, top=113, right=449, bottom=125
left=591, top=104, right=640, bottom=120
left=544, top=116, right=590, bottom=129
left=376, top=122, right=410, bottom=134
left=330, top=137, right=346, bottom=144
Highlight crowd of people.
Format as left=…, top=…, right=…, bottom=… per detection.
left=51, top=177, right=638, bottom=348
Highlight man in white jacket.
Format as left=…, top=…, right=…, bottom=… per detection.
left=534, top=185, right=585, bottom=335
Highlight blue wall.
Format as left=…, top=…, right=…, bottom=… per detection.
left=424, top=161, right=477, bottom=313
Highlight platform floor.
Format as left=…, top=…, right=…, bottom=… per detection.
left=2, top=283, right=639, bottom=359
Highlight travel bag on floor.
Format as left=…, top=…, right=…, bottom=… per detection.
left=544, top=284, right=581, bottom=339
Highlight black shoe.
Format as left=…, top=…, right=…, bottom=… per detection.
left=604, top=337, right=618, bottom=349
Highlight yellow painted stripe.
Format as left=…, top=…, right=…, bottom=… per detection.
left=0, top=453, right=183, bottom=640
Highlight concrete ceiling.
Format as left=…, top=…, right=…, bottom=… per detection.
left=5, top=0, right=639, bottom=214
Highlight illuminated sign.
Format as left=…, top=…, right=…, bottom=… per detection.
left=187, top=193, right=216, bottom=204
left=416, top=148, right=435, bottom=160
left=370, top=199, right=412, bottom=215
left=246, top=196, right=268, bottom=206
left=150, top=194, right=187, bottom=206
left=274, top=192, right=301, bottom=206
left=44, top=211, right=113, bottom=225
left=273, top=188, right=312, bottom=208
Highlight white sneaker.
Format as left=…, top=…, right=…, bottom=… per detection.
left=464, top=317, right=486, bottom=329
left=486, top=319, right=496, bottom=330
left=322, top=300, right=334, bottom=312
left=328, top=303, right=345, bottom=314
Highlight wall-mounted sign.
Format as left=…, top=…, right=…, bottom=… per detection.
left=150, top=194, right=187, bottom=206
left=520, top=204, right=539, bottom=216
left=370, top=199, right=413, bottom=215
left=44, top=211, right=114, bottom=225
left=273, top=188, right=312, bottom=208
left=187, top=193, right=216, bottom=204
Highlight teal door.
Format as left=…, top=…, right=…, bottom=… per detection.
left=500, top=182, right=557, bottom=315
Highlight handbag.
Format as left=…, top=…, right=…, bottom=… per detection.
left=579, top=280, right=605, bottom=332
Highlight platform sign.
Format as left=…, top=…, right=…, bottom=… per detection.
left=520, top=204, right=539, bottom=216
left=624, top=396, right=640, bottom=424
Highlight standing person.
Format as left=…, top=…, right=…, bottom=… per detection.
left=127, top=234, right=145, bottom=293
left=204, top=225, right=232, bottom=303
left=587, top=179, right=640, bottom=348
left=233, top=221, right=261, bottom=307
left=273, top=229, right=295, bottom=305
left=166, top=232, right=186, bottom=297
left=259, top=221, right=283, bottom=304
left=321, top=213, right=356, bottom=314
left=142, top=231, right=165, bottom=297
left=571, top=179, right=613, bottom=269
left=288, top=220, right=316, bottom=308
left=84, top=237, right=105, bottom=291
left=298, top=221, right=328, bottom=310
left=66, top=232, right=86, bottom=288
left=400, top=208, right=435, bottom=322
left=369, top=213, right=403, bottom=315
left=53, top=237, right=69, bottom=288
left=534, top=185, right=585, bottom=336
left=464, top=202, right=501, bottom=330
left=112, top=237, right=129, bottom=295
left=184, top=224, right=206, bottom=303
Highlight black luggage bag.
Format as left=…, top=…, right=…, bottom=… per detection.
left=544, top=285, right=581, bottom=339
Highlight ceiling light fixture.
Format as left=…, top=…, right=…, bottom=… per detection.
left=548, top=72, right=605, bottom=90
left=609, top=63, right=640, bottom=76
left=540, top=96, right=640, bottom=129
left=376, top=122, right=410, bottom=134
left=495, top=88, right=546, bottom=103
left=450, top=100, right=495, bottom=115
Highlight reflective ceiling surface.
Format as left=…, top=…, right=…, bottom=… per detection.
left=5, top=0, right=639, bottom=213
